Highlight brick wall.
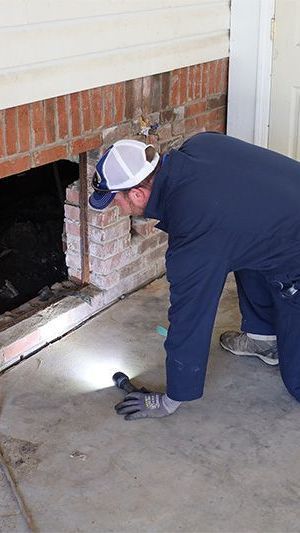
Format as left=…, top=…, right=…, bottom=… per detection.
left=0, top=60, right=228, bottom=180
left=0, top=59, right=228, bottom=305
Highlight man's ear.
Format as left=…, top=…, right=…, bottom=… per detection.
left=128, top=187, right=149, bottom=206
left=128, top=187, right=142, bottom=200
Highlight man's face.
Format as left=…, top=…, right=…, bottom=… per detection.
left=113, top=191, right=136, bottom=216
left=113, top=188, right=151, bottom=217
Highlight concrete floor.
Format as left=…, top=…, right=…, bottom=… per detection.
left=0, top=275, right=300, bottom=533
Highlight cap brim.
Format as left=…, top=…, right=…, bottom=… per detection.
left=89, top=191, right=116, bottom=210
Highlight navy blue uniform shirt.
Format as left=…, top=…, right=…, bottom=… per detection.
left=144, top=132, right=300, bottom=401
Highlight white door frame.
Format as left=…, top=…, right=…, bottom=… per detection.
left=227, top=0, right=275, bottom=147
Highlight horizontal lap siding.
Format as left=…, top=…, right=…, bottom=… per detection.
left=0, top=0, right=230, bottom=110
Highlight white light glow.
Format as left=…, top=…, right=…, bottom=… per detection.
left=69, top=348, right=138, bottom=392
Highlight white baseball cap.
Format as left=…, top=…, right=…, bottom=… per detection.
left=89, top=139, right=160, bottom=210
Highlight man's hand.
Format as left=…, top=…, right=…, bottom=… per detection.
left=115, top=392, right=178, bottom=421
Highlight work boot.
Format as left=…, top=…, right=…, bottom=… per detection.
left=220, top=331, right=279, bottom=366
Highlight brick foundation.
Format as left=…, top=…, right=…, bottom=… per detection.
left=62, top=59, right=228, bottom=299
left=0, top=59, right=228, bottom=368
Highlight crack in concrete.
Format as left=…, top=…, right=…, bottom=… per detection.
left=0, top=447, right=38, bottom=532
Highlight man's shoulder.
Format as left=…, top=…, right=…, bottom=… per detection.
left=179, top=131, right=224, bottom=152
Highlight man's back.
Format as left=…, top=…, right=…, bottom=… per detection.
left=162, top=132, right=300, bottom=273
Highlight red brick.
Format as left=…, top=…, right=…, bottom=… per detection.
left=0, top=155, right=31, bottom=179
left=70, top=134, right=101, bottom=155
left=136, top=233, right=160, bottom=254
left=197, top=114, right=207, bottom=129
left=150, top=74, right=162, bottom=112
left=194, top=64, right=202, bottom=99
left=179, top=68, right=188, bottom=105
left=88, top=206, right=119, bottom=228
left=170, top=69, right=180, bottom=107
left=221, top=58, right=229, bottom=93
left=174, top=105, right=185, bottom=121
left=89, top=234, right=131, bottom=259
left=0, top=110, right=6, bottom=158
left=172, top=120, right=185, bottom=136
left=90, top=270, right=120, bottom=290
left=68, top=268, right=82, bottom=282
left=90, top=246, right=136, bottom=275
left=89, top=218, right=130, bottom=243
left=90, top=254, right=120, bottom=276
left=201, top=63, right=209, bottom=99
left=90, top=255, right=114, bottom=276
left=3, top=331, right=42, bottom=363
left=104, top=265, right=157, bottom=305
left=158, top=231, right=168, bottom=245
left=119, top=256, right=146, bottom=279
left=45, top=98, right=56, bottom=144
left=160, top=109, right=175, bottom=124
left=103, top=85, right=114, bottom=126
left=57, top=95, right=69, bottom=139
left=184, top=116, right=204, bottom=134
left=91, top=87, right=103, bottom=129
left=214, top=121, right=226, bottom=133
left=158, top=123, right=172, bottom=142
left=66, top=252, right=81, bottom=271
left=161, top=72, right=171, bottom=109
left=30, top=101, right=45, bottom=147
left=142, top=76, right=152, bottom=114
left=102, top=122, right=131, bottom=146
left=206, top=94, right=227, bottom=111
left=81, top=90, right=92, bottom=132
left=156, top=256, right=166, bottom=275
left=184, top=118, right=197, bottom=133
left=125, top=79, right=142, bottom=120
left=33, top=144, right=68, bottom=167
left=66, top=235, right=81, bottom=254
left=121, top=265, right=157, bottom=292
left=4, top=108, right=17, bottom=155
left=65, top=204, right=80, bottom=221
left=66, top=220, right=81, bottom=237
left=17, top=105, right=30, bottom=152
left=114, top=83, right=125, bottom=123
left=185, top=101, right=206, bottom=118
left=70, top=92, right=81, bottom=137
left=147, top=243, right=168, bottom=262
left=188, top=65, right=195, bottom=100
left=209, top=61, right=216, bottom=95
left=204, top=108, right=224, bottom=131
left=215, top=107, right=227, bottom=130
left=66, top=185, right=80, bottom=205
left=215, top=60, right=223, bottom=94
left=131, top=218, right=157, bottom=237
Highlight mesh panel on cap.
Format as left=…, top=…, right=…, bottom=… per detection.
left=116, top=144, right=145, bottom=175
left=105, top=152, right=129, bottom=187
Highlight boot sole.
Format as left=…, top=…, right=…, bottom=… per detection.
left=220, top=341, right=279, bottom=366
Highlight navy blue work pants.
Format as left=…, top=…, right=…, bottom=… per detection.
left=235, top=269, right=300, bottom=402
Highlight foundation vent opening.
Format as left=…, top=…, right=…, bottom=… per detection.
left=0, top=160, right=79, bottom=316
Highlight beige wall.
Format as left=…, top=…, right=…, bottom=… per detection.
left=0, top=0, right=230, bottom=110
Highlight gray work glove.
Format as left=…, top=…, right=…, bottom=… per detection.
left=115, top=392, right=173, bottom=421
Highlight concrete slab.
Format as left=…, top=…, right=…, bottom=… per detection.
left=0, top=276, right=300, bottom=533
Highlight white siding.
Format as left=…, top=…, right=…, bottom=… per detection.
left=0, top=0, right=230, bottom=110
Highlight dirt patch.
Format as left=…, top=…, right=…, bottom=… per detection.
left=0, top=434, right=40, bottom=476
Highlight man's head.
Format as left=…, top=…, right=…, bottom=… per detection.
left=89, top=139, right=160, bottom=216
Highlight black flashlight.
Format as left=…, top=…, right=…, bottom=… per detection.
left=112, top=372, right=149, bottom=394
